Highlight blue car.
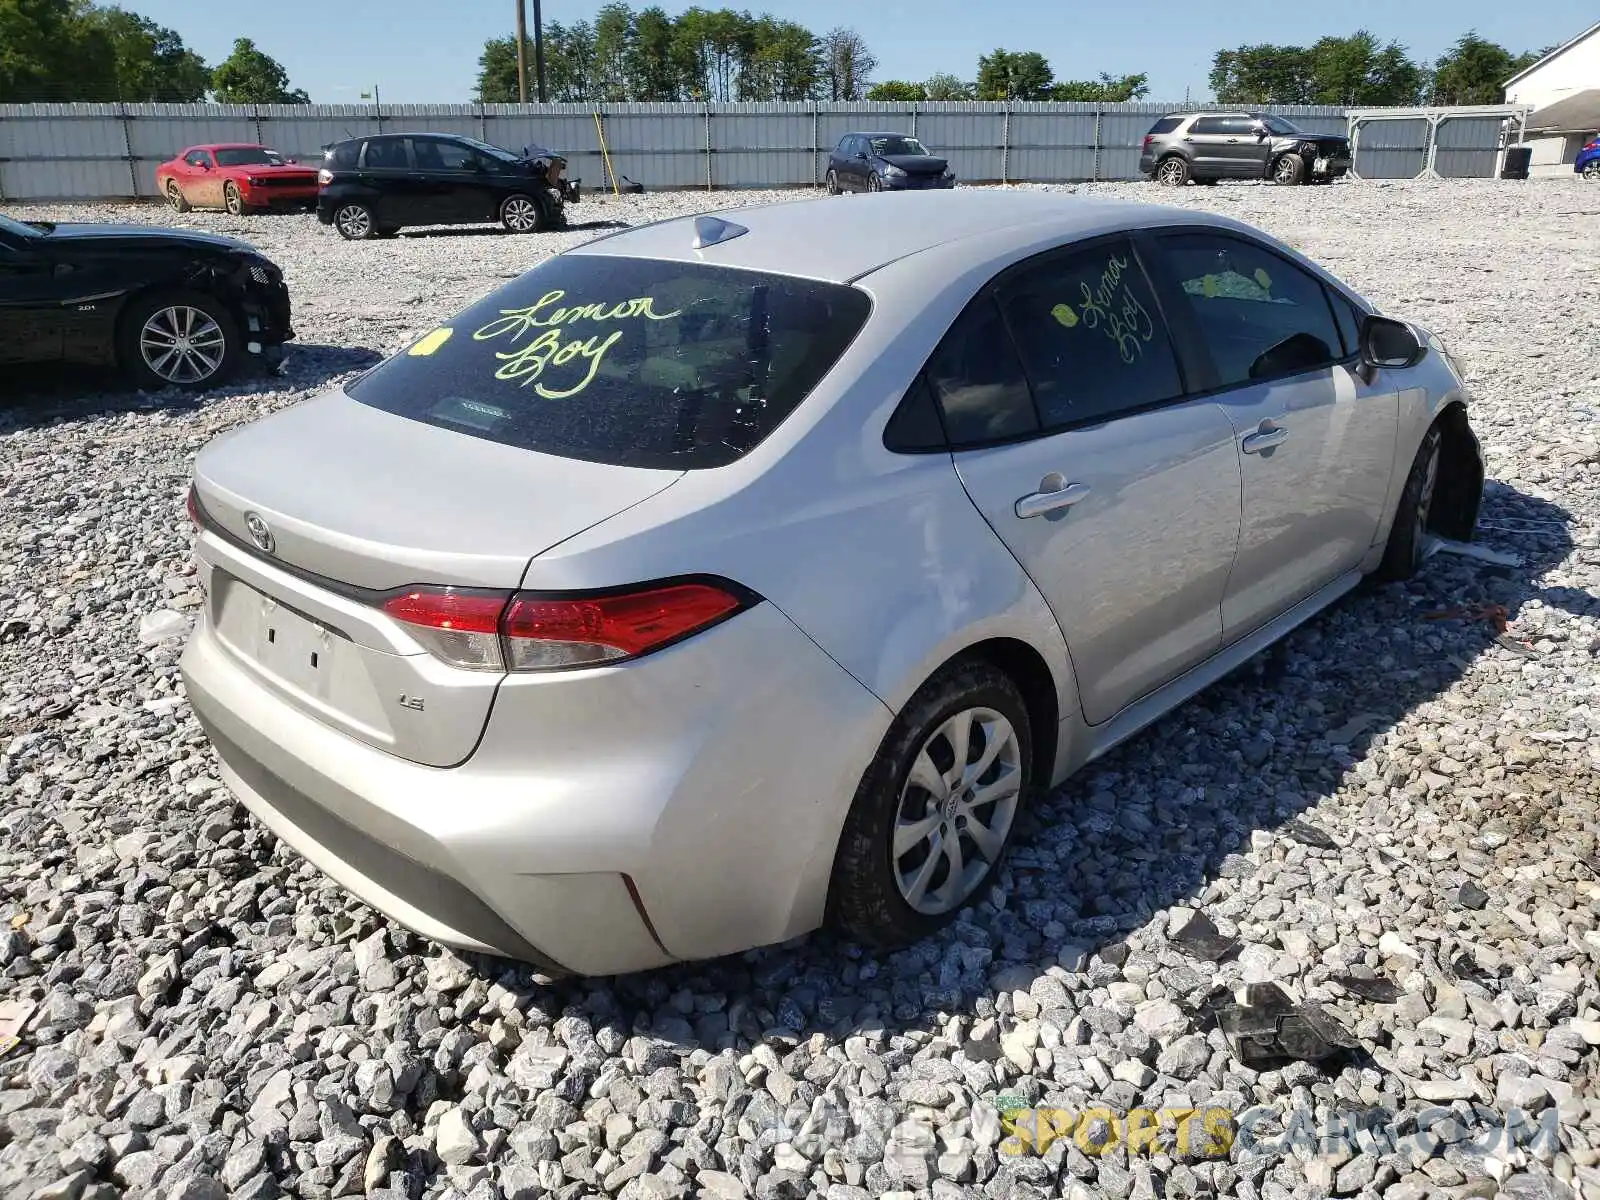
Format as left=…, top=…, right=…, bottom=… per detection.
left=1577, top=138, right=1600, bottom=179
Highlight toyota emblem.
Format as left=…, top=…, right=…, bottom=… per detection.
left=243, top=512, right=275, bottom=554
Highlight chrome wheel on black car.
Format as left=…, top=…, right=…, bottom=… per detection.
left=334, top=203, right=376, bottom=240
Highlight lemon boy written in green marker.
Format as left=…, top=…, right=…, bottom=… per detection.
left=473, top=288, right=683, bottom=399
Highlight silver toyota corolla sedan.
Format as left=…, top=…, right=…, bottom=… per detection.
left=181, top=190, right=1483, bottom=976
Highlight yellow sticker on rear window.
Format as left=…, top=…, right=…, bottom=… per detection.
left=1253, top=268, right=1272, bottom=289
left=408, top=327, right=453, bottom=356
left=1051, top=303, right=1079, bottom=328
left=1202, top=275, right=1218, bottom=298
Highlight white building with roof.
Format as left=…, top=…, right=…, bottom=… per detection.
left=1503, top=21, right=1600, bottom=175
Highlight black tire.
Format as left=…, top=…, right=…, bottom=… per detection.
left=1155, top=156, right=1190, bottom=186
left=825, top=169, right=841, bottom=195
left=223, top=181, right=246, bottom=216
left=1373, top=425, right=1443, bottom=583
left=1583, top=161, right=1600, bottom=180
left=1272, top=154, right=1306, bottom=185
left=165, top=181, right=191, bottom=213
left=332, top=202, right=378, bottom=240
left=117, top=289, right=242, bottom=392
left=829, top=659, right=1034, bottom=947
left=866, top=174, right=882, bottom=193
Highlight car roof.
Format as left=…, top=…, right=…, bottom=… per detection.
left=191, top=143, right=269, bottom=151
left=845, top=131, right=914, bottom=137
left=570, top=190, right=1229, bottom=284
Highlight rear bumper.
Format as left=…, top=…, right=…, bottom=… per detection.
left=180, top=594, right=890, bottom=976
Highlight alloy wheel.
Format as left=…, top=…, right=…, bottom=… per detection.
left=166, top=183, right=184, bottom=211
left=1157, top=159, right=1186, bottom=185
left=139, top=305, right=226, bottom=385
left=1585, top=161, right=1600, bottom=179
left=225, top=183, right=244, bottom=215
left=1275, top=157, right=1299, bottom=183
left=335, top=205, right=373, bottom=239
left=892, top=706, right=1022, bottom=915
left=503, top=196, right=539, bottom=232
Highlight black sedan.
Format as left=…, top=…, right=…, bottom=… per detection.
left=0, top=212, right=292, bottom=391
left=825, top=132, right=956, bottom=194
left=316, top=133, right=581, bottom=240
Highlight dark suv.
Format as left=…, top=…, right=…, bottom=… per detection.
left=316, top=133, right=580, bottom=240
left=1139, top=112, right=1351, bottom=187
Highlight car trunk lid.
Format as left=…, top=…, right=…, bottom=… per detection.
left=190, top=387, right=683, bottom=765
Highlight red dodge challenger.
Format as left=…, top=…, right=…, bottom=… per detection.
left=156, top=144, right=320, bottom=215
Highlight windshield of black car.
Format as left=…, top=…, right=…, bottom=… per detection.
left=214, top=148, right=286, bottom=167
left=347, top=255, right=873, bottom=471
left=0, top=213, right=43, bottom=239
left=457, top=137, right=521, bottom=163
left=870, top=136, right=929, bottom=157
left=1260, top=116, right=1304, bottom=136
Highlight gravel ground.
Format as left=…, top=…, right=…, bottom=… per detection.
left=2, top=178, right=1599, bottom=1200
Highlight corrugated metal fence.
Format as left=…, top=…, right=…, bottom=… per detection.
left=0, top=101, right=1505, bottom=202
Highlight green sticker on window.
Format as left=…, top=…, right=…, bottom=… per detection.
left=1051, top=303, right=1079, bottom=328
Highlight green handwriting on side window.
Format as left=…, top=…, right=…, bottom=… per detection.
left=473, top=290, right=683, bottom=399
left=1076, top=255, right=1156, bottom=365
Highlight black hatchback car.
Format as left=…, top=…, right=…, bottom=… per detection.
left=825, top=132, right=956, bottom=194
left=316, top=133, right=580, bottom=240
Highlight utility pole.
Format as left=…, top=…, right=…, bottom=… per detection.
left=515, top=0, right=529, bottom=103
left=532, top=0, right=548, bottom=103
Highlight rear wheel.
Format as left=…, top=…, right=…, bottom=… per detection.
left=830, top=659, right=1032, bottom=947
left=224, top=182, right=246, bottom=215
left=1373, top=425, right=1442, bottom=582
left=826, top=169, right=841, bottom=195
left=1156, top=156, right=1190, bottom=186
left=333, top=202, right=377, bottom=240
left=1273, top=154, right=1306, bottom=185
left=117, top=290, right=241, bottom=391
left=165, top=181, right=190, bottom=213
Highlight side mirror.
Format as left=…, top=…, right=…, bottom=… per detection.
left=1360, top=315, right=1425, bottom=369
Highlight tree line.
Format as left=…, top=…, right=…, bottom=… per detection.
left=1210, top=31, right=1553, bottom=107
left=1, top=0, right=311, bottom=103
left=477, top=5, right=878, bottom=103
left=0, top=0, right=1561, bottom=111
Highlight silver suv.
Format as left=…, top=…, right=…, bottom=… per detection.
left=1140, top=112, right=1352, bottom=186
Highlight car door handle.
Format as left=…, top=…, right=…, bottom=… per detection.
left=1015, top=482, right=1091, bottom=519
left=1241, top=424, right=1289, bottom=454
left=1226, top=138, right=1240, bottom=143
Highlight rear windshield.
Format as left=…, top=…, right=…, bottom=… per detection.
left=347, top=254, right=872, bottom=470
left=1148, top=117, right=1183, bottom=134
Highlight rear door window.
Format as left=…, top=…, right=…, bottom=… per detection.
left=361, top=137, right=411, bottom=170
left=347, top=255, right=872, bottom=470
left=1190, top=117, right=1229, bottom=135
left=996, top=239, right=1185, bottom=430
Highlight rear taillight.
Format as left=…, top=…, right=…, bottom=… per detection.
left=381, top=580, right=751, bottom=672
left=1143, top=135, right=1155, bottom=149
left=317, top=168, right=333, bottom=186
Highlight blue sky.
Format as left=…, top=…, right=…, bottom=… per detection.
left=131, top=0, right=1590, bottom=104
